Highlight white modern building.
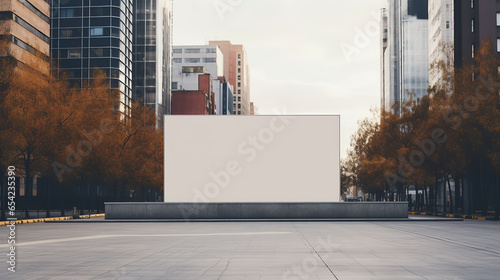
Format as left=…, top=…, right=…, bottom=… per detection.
left=172, top=45, right=234, bottom=115
left=428, top=0, right=454, bottom=89
left=381, top=0, right=429, bottom=115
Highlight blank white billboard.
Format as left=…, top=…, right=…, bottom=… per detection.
left=164, top=115, right=340, bottom=203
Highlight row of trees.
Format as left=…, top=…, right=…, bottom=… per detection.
left=343, top=41, right=500, bottom=218
left=0, top=51, right=163, bottom=219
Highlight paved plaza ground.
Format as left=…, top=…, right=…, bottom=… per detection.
left=0, top=218, right=499, bottom=279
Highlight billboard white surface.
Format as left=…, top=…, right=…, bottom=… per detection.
left=164, top=115, right=340, bottom=203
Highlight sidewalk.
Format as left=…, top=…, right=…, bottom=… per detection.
left=409, top=211, right=497, bottom=220
left=0, top=214, right=105, bottom=226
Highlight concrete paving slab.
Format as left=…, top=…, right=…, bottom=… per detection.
left=0, top=220, right=498, bottom=279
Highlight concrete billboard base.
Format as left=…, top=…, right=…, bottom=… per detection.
left=105, top=202, right=408, bottom=220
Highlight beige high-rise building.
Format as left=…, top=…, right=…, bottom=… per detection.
left=0, top=0, right=50, bottom=74
left=428, top=0, right=454, bottom=89
left=209, top=40, right=250, bottom=115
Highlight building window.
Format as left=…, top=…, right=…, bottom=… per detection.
left=238, top=75, right=241, bottom=80
left=238, top=89, right=241, bottom=94
left=238, top=104, right=241, bottom=109
left=60, top=8, right=76, bottom=18
left=471, top=19, right=474, bottom=32
left=206, top=48, right=216, bottom=53
left=238, top=82, right=241, bottom=87
left=90, top=48, right=104, bottom=57
left=173, top=58, right=182, bottom=63
left=238, top=61, right=241, bottom=66
left=497, top=38, right=500, bottom=52
left=238, top=68, right=241, bottom=73
left=497, top=13, right=500, bottom=26
left=446, top=21, right=449, bottom=29
left=238, top=111, right=241, bottom=115
left=203, top=58, right=216, bottom=63
left=172, top=82, right=178, bottom=89
left=8, top=13, right=49, bottom=44
left=185, top=48, right=200, bottom=53
left=68, top=49, right=81, bottom=58
left=60, top=29, right=80, bottom=38
left=472, top=44, right=475, bottom=58
left=233, top=96, right=236, bottom=102
left=238, top=54, right=241, bottom=59
left=184, top=58, right=200, bottom=63
left=238, top=96, right=241, bottom=101
left=18, top=0, right=49, bottom=23
left=90, top=28, right=104, bottom=36
left=471, top=0, right=474, bottom=8
left=173, top=49, right=182, bottom=53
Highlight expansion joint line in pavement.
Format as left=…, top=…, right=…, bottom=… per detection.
left=217, top=259, right=231, bottom=280
left=292, top=224, right=339, bottom=280
left=374, top=223, right=500, bottom=256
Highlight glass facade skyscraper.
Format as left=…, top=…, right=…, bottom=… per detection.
left=50, top=0, right=134, bottom=119
left=381, top=0, right=429, bottom=115
left=133, top=0, right=173, bottom=123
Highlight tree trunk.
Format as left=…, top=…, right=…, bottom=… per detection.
left=45, top=179, right=50, bottom=218
left=435, top=173, right=442, bottom=213
left=495, top=173, right=499, bottom=220
left=434, top=184, right=438, bottom=213
left=446, top=174, right=453, bottom=214
left=441, top=175, right=447, bottom=213
left=60, top=185, right=65, bottom=216
left=463, top=176, right=471, bottom=214
left=24, top=169, right=32, bottom=219
left=454, top=175, right=461, bottom=214
left=424, top=186, right=429, bottom=212
left=79, top=181, right=84, bottom=215
left=480, top=160, right=487, bottom=216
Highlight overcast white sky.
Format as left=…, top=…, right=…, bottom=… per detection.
left=173, top=0, right=387, bottom=158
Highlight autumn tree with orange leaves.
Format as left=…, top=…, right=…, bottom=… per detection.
left=0, top=50, right=163, bottom=219
left=346, top=40, right=500, bottom=218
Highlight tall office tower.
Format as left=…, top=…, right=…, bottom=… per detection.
left=381, top=0, right=429, bottom=115
left=50, top=0, right=134, bottom=120
left=172, top=45, right=234, bottom=115
left=453, top=0, right=500, bottom=68
left=0, top=0, right=50, bottom=74
left=380, top=8, right=389, bottom=112
left=209, top=40, right=250, bottom=115
left=428, top=0, right=454, bottom=88
left=427, top=0, right=500, bottom=87
left=133, top=0, right=173, bottom=123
